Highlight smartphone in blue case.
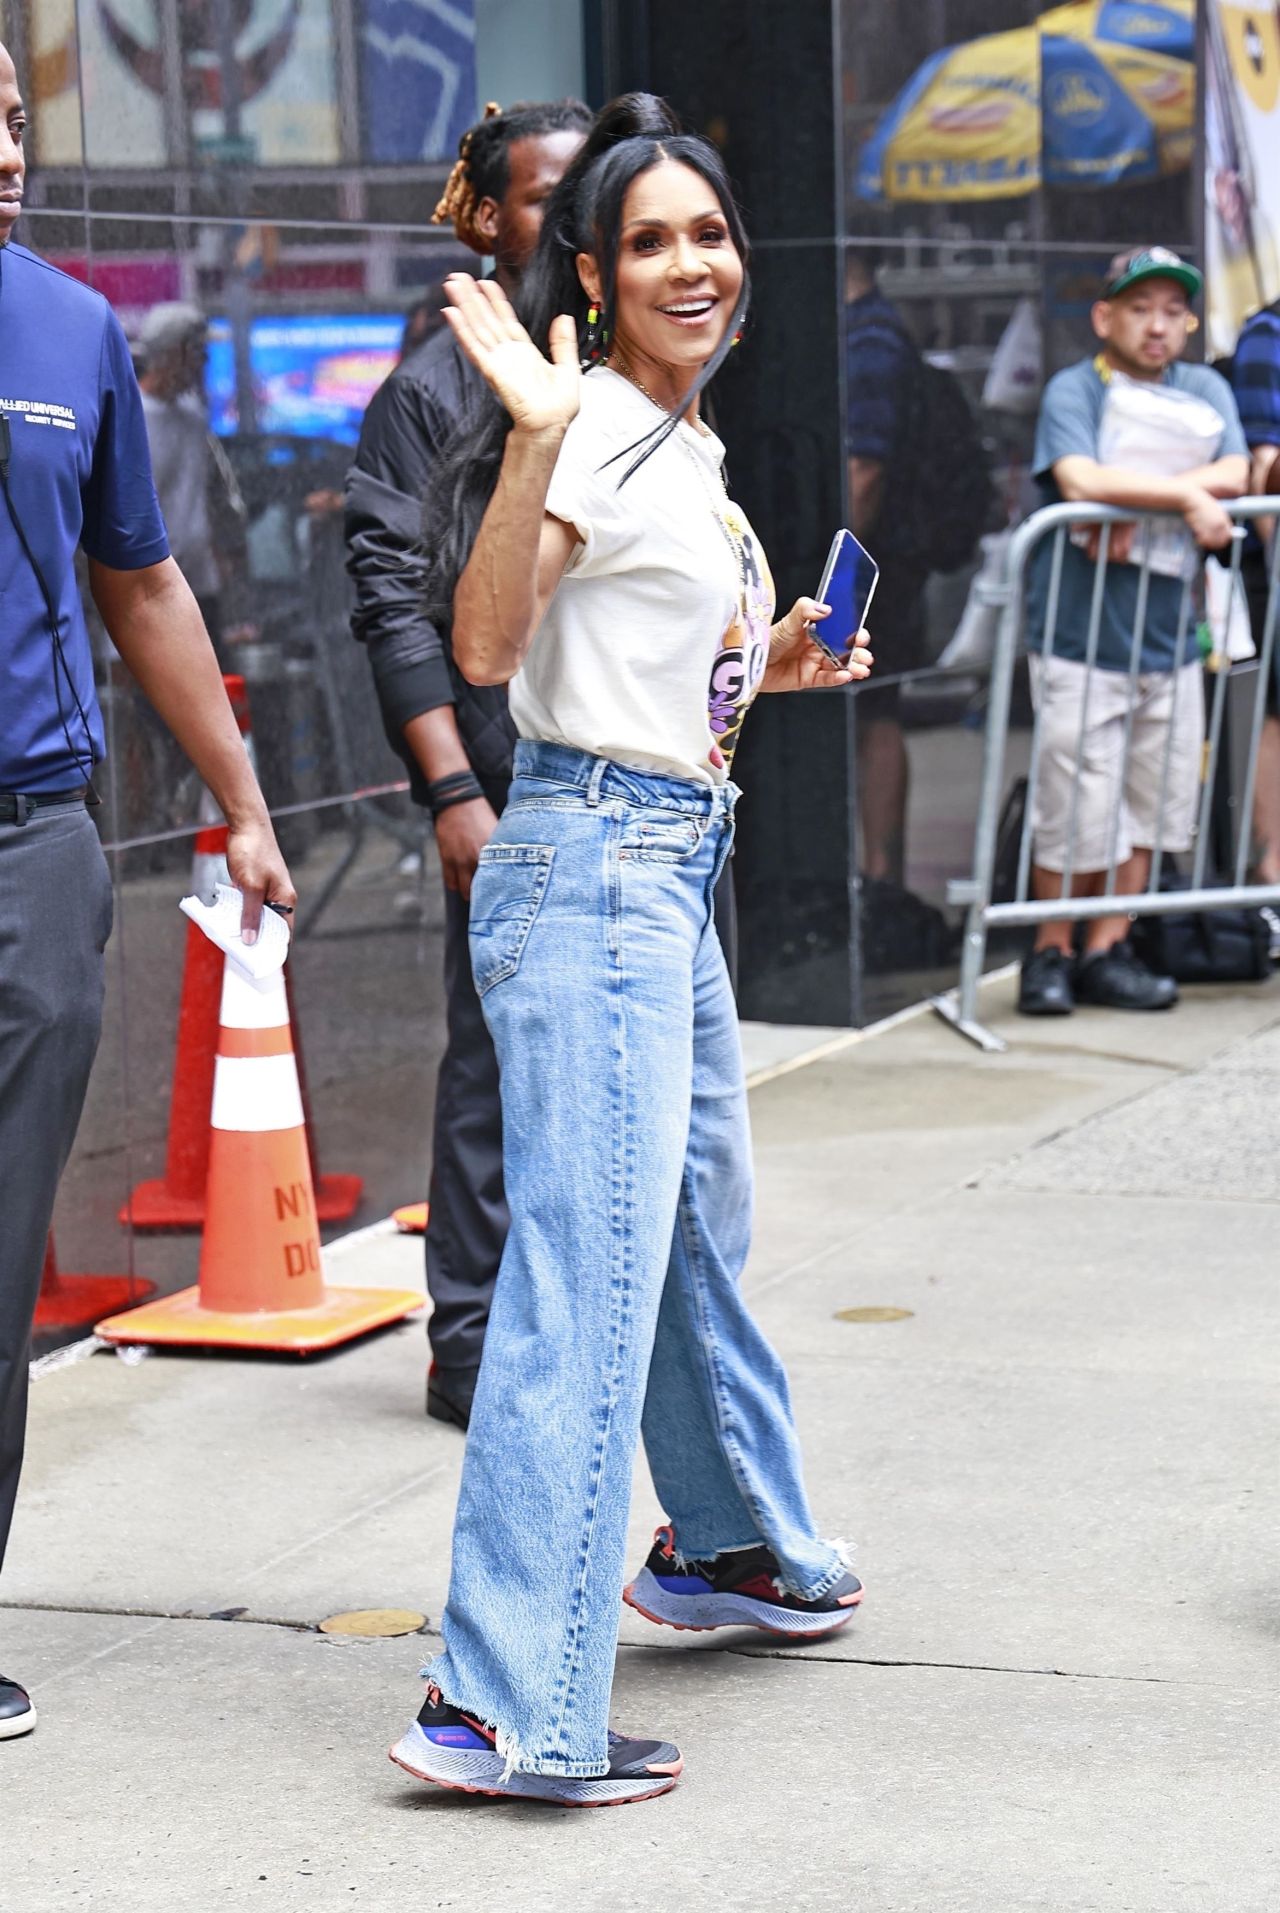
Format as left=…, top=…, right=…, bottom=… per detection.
left=811, top=529, right=879, bottom=668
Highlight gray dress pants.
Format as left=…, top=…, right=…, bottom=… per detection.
left=0, top=802, right=112, bottom=1576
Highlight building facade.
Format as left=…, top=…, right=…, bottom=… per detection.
left=6, top=0, right=1268, bottom=1337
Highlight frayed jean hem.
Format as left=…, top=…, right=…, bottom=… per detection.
left=790, top=1538, right=854, bottom=1603
left=670, top=1531, right=763, bottom=1568
left=418, top=1655, right=612, bottom=1780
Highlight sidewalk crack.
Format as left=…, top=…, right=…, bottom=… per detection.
left=725, top=1647, right=1204, bottom=1685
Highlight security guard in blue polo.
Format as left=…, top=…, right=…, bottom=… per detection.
left=0, top=42, right=294, bottom=1741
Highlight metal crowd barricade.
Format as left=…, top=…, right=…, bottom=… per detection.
left=933, top=498, right=1280, bottom=1052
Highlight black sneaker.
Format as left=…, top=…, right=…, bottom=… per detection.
left=1075, top=938, right=1178, bottom=1011
left=624, top=1524, right=863, bottom=1640
left=1018, top=945, right=1075, bottom=1016
left=426, top=1362, right=478, bottom=1431
left=0, top=1676, right=35, bottom=1740
left=390, top=1686, right=682, bottom=1806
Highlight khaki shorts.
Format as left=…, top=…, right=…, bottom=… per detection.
left=1028, top=654, right=1204, bottom=874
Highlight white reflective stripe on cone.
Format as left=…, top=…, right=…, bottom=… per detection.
left=219, top=961, right=290, bottom=1033
left=210, top=1054, right=306, bottom=1133
left=197, top=783, right=224, bottom=827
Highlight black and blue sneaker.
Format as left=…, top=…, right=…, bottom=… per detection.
left=624, top=1524, right=863, bottom=1639
left=390, top=1686, right=682, bottom=1807
left=0, top=1675, right=35, bottom=1740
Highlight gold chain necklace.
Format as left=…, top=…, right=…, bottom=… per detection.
left=608, top=349, right=712, bottom=436
left=606, top=353, right=749, bottom=593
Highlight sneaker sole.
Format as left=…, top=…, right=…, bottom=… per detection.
left=0, top=1704, right=36, bottom=1740
left=623, top=1565, right=861, bottom=1639
left=389, top=1726, right=681, bottom=1808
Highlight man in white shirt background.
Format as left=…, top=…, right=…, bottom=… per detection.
left=1018, top=247, right=1248, bottom=1018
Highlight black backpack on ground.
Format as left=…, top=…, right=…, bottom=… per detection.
left=1131, top=872, right=1274, bottom=984
left=991, top=775, right=1029, bottom=907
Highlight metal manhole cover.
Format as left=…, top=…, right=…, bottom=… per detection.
left=318, top=1608, right=426, bottom=1637
left=834, top=1306, right=914, bottom=1324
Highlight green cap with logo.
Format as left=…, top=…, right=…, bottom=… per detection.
left=1102, top=246, right=1203, bottom=301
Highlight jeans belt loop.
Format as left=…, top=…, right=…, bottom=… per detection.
left=14, top=795, right=29, bottom=827
left=585, top=757, right=608, bottom=808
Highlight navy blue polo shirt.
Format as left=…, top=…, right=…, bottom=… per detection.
left=0, top=242, right=170, bottom=791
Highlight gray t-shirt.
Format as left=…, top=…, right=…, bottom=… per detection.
left=1026, top=357, right=1247, bottom=673
left=140, top=391, right=221, bottom=599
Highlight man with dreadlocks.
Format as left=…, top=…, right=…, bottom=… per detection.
left=345, top=100, right=589, bottom=1432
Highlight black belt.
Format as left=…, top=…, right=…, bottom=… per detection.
left=0, top=786, right=89, bottom=825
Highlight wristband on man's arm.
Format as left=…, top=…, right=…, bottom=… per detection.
left=427, top=769, right=486, bottom=816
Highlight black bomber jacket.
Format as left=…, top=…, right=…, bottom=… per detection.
left=344, top=326, right=516, bottom=808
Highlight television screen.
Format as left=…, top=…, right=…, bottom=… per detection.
left=206, top=314, right=403, bottom=443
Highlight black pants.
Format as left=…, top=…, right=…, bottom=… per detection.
left=424, top=852, right=738, bottom=1374
left=0, top=803, right=112, bottom=1577
left=424, top=878, right=510, bottom=1373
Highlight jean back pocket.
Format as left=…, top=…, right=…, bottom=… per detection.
left=468, top=844, right=555, bottom=997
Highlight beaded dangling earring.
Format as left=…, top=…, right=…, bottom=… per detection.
left=731, top=327, right=743, bottom=348
left=582, top=303, right=609, bottom=366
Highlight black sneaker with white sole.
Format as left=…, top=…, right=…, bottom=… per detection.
left=0, top=1677, right=35, bottom=1740
left=624, top=1524, right=863, bottom=1638
left=390, top=1686, right=682, bottom=1807
left=1075, top=938, right=1177, bottom=1010
left=1018, top=945, right=1075, bottom=1016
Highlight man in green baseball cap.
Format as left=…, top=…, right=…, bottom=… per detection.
left=1016, top=240, right=1248, bottom=1018
left=1093, top=245, right=1205, bottom=381
left=1101, top=245, right=1203, bottom=304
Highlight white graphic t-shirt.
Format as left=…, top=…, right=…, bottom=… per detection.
left=511, top=366, right=775, bottom=785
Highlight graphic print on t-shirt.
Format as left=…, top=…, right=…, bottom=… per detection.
left=708, top=523, right=774, bottom=769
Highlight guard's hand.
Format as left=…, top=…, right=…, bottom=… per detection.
left=442, top=275, right=580, bottom=439
left=435, top=796, right=498, bottom=901
left=226, top=815, right=295, bottom=946
left=762, top=598, right=874, bottom=694
left=1183, top=487, right=1234, bottom=550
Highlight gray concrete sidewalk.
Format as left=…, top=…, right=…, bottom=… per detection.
left=4, top=977, right=1279, bottom=1911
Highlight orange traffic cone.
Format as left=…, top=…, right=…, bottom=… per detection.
left=34, top=1233, right=153, bottom=1336
left=96, top=957, right=420, bottom=1354
left=120, top=674, right=363, bottom=1230
left=392, top=1202, right=429, bottom=1234
left=118, top=788, right=230, bottom=1228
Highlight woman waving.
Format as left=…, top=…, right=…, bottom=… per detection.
left=391, top=94, right=871, bottom=1808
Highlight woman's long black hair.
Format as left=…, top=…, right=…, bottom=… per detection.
left=424, top=93, right=752, bottom=623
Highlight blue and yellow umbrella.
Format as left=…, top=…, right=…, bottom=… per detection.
left=1042, top=1, right=1193, bottom=61
left=856, top=0, right=1194, bottom=203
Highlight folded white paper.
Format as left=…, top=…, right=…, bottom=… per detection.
left=180, top=882, right=291, bottom=980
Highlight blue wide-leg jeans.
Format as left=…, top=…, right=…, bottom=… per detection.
left=425, top=741, right=844, bottom=1777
